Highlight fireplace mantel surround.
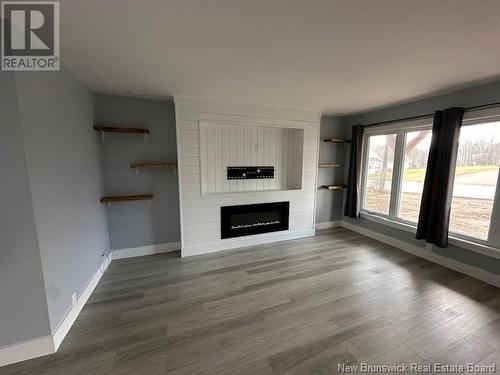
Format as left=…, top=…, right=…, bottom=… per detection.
left=175, top=97, right=321, bottom=257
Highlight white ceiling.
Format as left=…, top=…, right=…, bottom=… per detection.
left=61, top=0, right=500, bottom=115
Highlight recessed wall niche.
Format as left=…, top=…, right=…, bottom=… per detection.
left=199, top=122, right=304, bottom=194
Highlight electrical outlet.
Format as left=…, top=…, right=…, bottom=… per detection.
left=99, top=249, right=112, bottom=272
left=72, top=293, right=77, bottom=306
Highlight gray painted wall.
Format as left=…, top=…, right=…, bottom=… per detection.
left=95, top=94, right=180, bottom=250
left=349, top=80, right=500, bottom=125
left=315, top=116, right=348, bottom=224
left=0, top=73, right=51, bottom=346
left=343, top=80, right=500, bottom=274
left=15, top=71, right=110, bottom=332
left=0, top=74, right=180, bottom=349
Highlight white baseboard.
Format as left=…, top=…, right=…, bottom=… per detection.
left=0, top=252, right=113, bottom=368
left=1, top=243, right=179, bottom=368
left=52, top=252, right=112, bottom=350
left=112, top=242, right=180, bottom=260
left=341, top=220, right=500, bottom=288
left=315, top=220, right=341, bottom=230
left=0, top=335, right=54, bottom=368
left=182, top=229, right=315, bottom=257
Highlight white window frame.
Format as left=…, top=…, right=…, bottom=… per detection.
left=359, top=110, right=500, bottom=258
left=360, top=117, right=433, bottom=220
left=450, top=110, right=500, bottom=247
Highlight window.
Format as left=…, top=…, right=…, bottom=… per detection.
left=363, top=134, right=396, bottom=215
left=449, top=121, right=500, bottom=241
left=361, top=121, right=433, bottom=221
left=360, top=112, right=500, bottom=250
left=398, top=130, right=432, bottom=223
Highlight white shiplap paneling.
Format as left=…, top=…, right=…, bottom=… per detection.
left=199, top=122, right=303, bottom=194
left=175, top=96, right=321, bottom=257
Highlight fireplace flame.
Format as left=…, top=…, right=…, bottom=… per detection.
left=231, top=220, right=281, bottom=230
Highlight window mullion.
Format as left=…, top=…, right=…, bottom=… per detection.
left=487, top=168, right=500, bottom=246
left=359, top=134, right=370, bottom=211
left=389, top=131, right=406, bottom=219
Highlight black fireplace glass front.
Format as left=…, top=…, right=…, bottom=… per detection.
left=221, top=202, right=289, bottom=239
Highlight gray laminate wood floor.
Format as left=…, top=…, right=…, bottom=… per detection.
left=2, top=228, right=500, bottom=375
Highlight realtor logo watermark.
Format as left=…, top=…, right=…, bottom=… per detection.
left=1, top=1, right=59, bottom=70
left=338, top=362, right=497, bottom=373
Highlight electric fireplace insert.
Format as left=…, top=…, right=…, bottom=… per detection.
left=221, top=201, right=290, bottom=239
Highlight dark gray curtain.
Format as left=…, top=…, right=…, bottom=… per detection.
left=344, top=125, right=364, bottom=218
left=416, top=107, right=464, bottom=247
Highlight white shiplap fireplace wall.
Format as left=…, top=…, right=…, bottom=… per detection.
left=175, top=97, right=321, bottom=257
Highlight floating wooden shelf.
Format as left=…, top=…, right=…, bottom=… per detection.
left=318, top=163, right=340, bottom=168
left=93, top=125, right=150, bottom=135
left=130, top=162, right=176, bottom=170
left=320, top=185, right=347, bottom=191
left=100, top=194, right=153, bottom=203
left=323, top=138, right=351, bottom=143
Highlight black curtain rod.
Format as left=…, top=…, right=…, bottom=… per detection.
left=362, top=100, right=500, bottom=128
